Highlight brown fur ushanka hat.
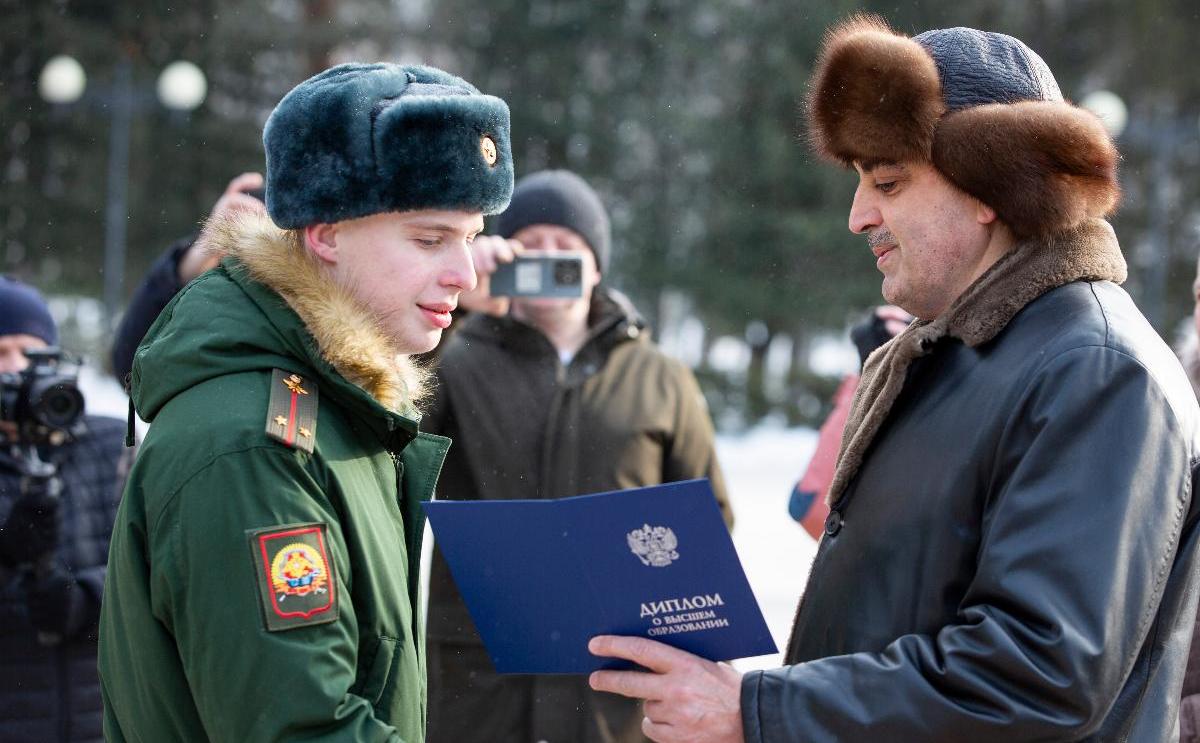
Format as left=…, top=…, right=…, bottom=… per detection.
left=806, top=15, right=1120, bottom=239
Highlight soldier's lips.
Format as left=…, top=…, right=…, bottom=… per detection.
left=419, top=304, right=454, bottom=329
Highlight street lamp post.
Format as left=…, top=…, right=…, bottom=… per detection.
left=103, top=55, right=134, bottom=331
left=38, top=53, right=207, bottom=328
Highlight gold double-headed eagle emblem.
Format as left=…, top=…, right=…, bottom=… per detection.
left=283, top=374, right=308, bottom=395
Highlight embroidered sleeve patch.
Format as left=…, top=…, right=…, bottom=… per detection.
left=248, top=523, right=339, bottom=632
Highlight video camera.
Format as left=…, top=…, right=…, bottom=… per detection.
left=0, top=347, right=85, bottom=444
left=0, top=347, right=83, bottom=646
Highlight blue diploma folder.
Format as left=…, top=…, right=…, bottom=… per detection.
left=423, top=478, right=777, bottom=674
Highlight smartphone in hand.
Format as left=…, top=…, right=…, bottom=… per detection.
left=491, top=254, right=585, bottom=298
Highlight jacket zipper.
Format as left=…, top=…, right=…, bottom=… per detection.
left=388, top=451, right=423, bottom=660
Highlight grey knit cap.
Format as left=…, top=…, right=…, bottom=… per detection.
left=494, top=170, right=611, bottom=272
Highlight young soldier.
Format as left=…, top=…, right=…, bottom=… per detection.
left=99, top=63, right=513, bottom=741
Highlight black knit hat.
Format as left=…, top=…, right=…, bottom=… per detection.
left=494, top=170, right=611, bottom=272
left=0, top=276, right=57, bottom=346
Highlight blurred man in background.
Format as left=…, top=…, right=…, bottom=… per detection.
left=111, top=172, right=266, bottom=384
left=1179, top=254, right=1200, bottom=742
left=1176, top=255, right=1200, bottom=398
left=0, top=276, right=129, bottom=742
left=787, top=306, right=909, bottom=539
left=425, top=170, right=732, bottom=743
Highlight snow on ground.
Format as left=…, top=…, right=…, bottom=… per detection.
left=718, top=427, right=819, bottom=672
left=78, top=363, right=132, bottom=415
left=80, top=367, right=819, bottom=672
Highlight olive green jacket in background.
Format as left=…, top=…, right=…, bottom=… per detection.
left=99, top=214, right=446, bottom=742
left=424, top=288, right=732, bottom=743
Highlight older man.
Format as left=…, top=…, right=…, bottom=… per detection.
left=590, top=16, right=1200, bottom=743
left=99, top=64, right=513, bottom=742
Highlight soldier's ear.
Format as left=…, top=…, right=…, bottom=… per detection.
left=304, top=222, right=340, bottom=265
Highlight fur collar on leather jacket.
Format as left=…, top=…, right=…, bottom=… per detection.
left=827, top=218, right=1128, bottom=506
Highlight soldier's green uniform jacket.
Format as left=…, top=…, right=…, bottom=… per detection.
left=99, top=214, right=448, bottom=742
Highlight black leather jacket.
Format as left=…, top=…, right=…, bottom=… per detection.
left=742, top=281, right=1200, bottom=741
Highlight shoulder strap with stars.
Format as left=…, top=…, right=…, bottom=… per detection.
left=265, top=368, right=318, bottom=454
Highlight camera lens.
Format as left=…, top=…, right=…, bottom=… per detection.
left=553, top=259, right=582, bottom=287
left=31, top=380, right=84, bottom=430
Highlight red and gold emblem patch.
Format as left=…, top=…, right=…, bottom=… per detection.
left=271, top=541, right=329, bottom=598
left=248, top=523, right=338, bottom=632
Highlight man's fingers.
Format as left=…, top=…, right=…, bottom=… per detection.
left=875, top=304, right=910, bottom=320
left=492, top=239, right=516, bottom=264
left=470, top=236, right=503, bottom=274
left=641, top=715, right=678, bottom=743
left=589, top=668, right=665, bottom=700
left=224, top=172, right=264, bottom=195
left=224, top=193, right=267, bottom=215
left=476, top=254, right=496, bottom=274
left=588, top=635, right=694, bottom=673
left=876, top=305, right=913, bottom=337
left=493, top=237, right=525, bottom=263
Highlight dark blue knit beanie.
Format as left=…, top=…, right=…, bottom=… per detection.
left=0, top=276, right=57, bottom=346
left=494, top=170, right=611, bottom=273
left=912, top=27, right=1062, bottom=110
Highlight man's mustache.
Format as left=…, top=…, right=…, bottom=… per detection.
left=868, top=229, right=897, bottom=249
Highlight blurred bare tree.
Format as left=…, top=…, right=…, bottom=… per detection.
left=2, top=0, right=1197, bottom=426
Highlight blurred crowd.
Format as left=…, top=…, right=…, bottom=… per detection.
left=4, top=16, right=1200, bottom=743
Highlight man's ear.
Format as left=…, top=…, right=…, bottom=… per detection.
left=304, top=223, right=339, bottom=265
left=975, top=200, right=998, bottom=226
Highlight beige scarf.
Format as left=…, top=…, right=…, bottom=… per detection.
left=826, top=218, right=1128, bottom=507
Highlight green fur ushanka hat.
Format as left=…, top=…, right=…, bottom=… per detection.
left=263, top=63, right=514, bottom=228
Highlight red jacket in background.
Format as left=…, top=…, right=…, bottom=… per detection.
left=788, top=373, right=858, bottom=540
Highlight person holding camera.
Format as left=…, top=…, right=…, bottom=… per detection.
left=424, top=170, right=733, bottom=743
left=110, top=172, right=266, bottom=385
left=99, top=64, right=514, bottom=742
left=0, top=276, right=129, bottom=743
left=787, top=306, right=910, bottom=539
